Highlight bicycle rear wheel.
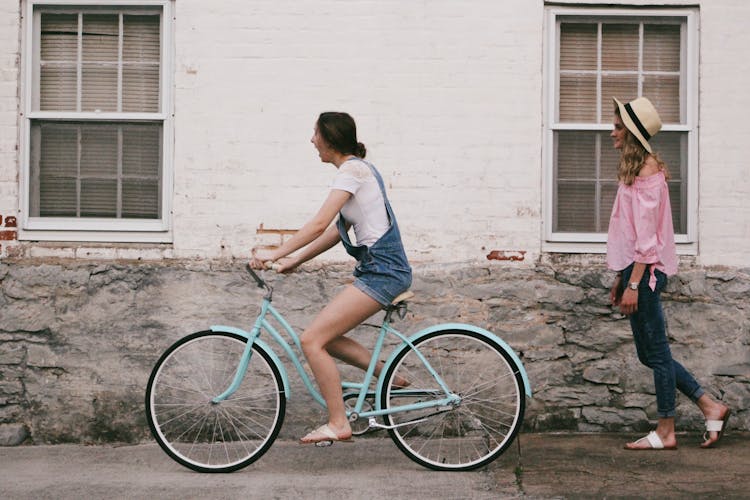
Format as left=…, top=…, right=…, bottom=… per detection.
left=145, top=331, right=285, bottom=472
left=381, top=329, right=525, bottom=471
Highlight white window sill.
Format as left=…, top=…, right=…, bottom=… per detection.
left=542, top=240, right=697, bottom=256
left=19, top=228, right=172, bottom=244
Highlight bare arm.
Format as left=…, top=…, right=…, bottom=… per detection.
left=250, top=189, right=351, bottom=270
left=283, top=223, right=342, bottom=269
left=619, top=261, right=646, bottom=315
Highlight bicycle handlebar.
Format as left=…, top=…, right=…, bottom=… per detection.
left=246, top=263, right=266, bottom=288
left=245, top=262, right=278, bottom=301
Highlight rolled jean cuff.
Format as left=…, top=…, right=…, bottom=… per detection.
left=688, top=387, right=705, bottom=404
left=657, top=409, right=677, bottom=419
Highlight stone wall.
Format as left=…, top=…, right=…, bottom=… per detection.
left=0, top=259, right=748, bottom=444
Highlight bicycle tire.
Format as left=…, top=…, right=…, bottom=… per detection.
left=145, top=330, right=285, bottom=473
left=380, top=328, right=525, bottom=471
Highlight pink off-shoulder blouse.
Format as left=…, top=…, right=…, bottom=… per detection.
left=606, top=171, right=678, bottom=290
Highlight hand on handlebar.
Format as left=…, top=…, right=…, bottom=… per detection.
left=249, top=248, right=295, bottom=273
left=249, top=247, right=274, bottom=271
left=248, top=258, right=276, bottom=271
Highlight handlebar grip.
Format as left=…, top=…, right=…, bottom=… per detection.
left=266, top=262, right=282, bottom=272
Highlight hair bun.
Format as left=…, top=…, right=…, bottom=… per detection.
left=355, top=142, right=367, bottom=158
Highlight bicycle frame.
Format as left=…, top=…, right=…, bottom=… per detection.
left=209, top=295, right=462, bottom=420
left=147, top=265, right=534, bottom=472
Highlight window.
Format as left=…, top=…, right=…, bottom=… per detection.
left=20, top=1, right=173, bottom=241
left=544, top=7, right=698, bottom=249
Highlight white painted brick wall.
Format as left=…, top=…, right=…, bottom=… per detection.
left=1, top=1, right=748, bottom=267
left=695, top=0, right=750, bottom=266
left=0, top=0, right=18, bottom=217
left=172, top=0, right=543, bottom=263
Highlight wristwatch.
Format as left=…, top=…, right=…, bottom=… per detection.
left=628, top=282, right=639, bottom=290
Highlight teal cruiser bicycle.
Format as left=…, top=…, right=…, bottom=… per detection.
left=145, top=266, right=531, bottom=472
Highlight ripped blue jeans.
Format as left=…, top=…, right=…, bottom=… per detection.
left=622, top=264, right=704, bottom=418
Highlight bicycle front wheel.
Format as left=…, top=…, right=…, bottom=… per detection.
left=381, top=329, right=525, bottom=471
left=145, top=331, right=285, bottom=473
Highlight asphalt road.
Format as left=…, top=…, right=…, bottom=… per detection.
left=2, top=432, right=748, bottom=499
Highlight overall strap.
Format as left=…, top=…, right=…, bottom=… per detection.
left=336, top=158, right=397, bottom=257
left=348, top=158, right=395, bottom=221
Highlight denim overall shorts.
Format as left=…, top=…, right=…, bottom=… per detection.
left=336, top=160, right=412, bottom=307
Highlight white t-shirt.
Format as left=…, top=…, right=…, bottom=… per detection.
left=330, top=159, right=390, bottom=247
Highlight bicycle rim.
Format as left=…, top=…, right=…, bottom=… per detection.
left=146, top=331, right=285, bottom=472
left=381, top=329, right=525, bottom=471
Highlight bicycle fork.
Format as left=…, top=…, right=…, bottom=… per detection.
left=211, top=331, right=258, bottom=404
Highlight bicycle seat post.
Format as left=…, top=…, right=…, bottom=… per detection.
left=384, top=291, right=414, bottom=323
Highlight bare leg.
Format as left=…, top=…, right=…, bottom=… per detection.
left=327, top=336, right=410, bottom=387
left=299, top=285, right=382, bottom=442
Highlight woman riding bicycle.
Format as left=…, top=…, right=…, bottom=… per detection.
left=250, top=112, right=412, bottom=444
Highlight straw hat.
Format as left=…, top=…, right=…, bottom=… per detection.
left=613, top=97, right=662, bottom=153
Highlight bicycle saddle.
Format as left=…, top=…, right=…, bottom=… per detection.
left=390, top=291, right=414, bottom=306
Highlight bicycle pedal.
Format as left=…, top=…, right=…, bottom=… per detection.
left=314, top=440, right=333, bottom=448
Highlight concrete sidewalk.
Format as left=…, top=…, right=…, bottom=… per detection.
left=1, top=432, right=748, bottom=499
left=496, top=432, right=749, bottom=499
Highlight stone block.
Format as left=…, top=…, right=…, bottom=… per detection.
left=0, top=300, right=56, bottom=333
left=565, top=320, right=632, bottom=352
left=621, top=393, right=654, bottom=409
left=722, top=381, right=750, bottom=409
left=0, top=423, right=28, bottom=446
left=26, top=344, right=61, bottom=368
left=581, top=406, right=647, bottom=427
left=712, top=362, right=750, bottom=378
left=523, top=346, right=568, bottom=362
left=525, top=358, right=575, bottom=390
left=0, top=342, right=24, bottom=364
left=539, top=385, right=610, bottom=407
left=582, top=361, right=621, bottom=385
left=532, top=407, right=580, bottom=431
left=0, top=378, right=23, bottom=395
left=567, top=348, right=604, bottom=365
left=496, top=320, right=564, bottom=350
left=665, top=302, right=744, bottom=344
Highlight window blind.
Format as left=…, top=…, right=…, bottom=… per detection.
left=31, top=122, right=162, bottom=218
left=39, top=12, right=160, bottom=113
left=555, top=18, right=686, bottom=235
left=32, top=8, right=162, bottom=221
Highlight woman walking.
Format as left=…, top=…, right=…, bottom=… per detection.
left=607, top=96, right=730, bottom=450
left=250, top=112, right=412, bottom=444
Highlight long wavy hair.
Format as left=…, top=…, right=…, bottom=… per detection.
left=616, top=109, right=670, bottom=186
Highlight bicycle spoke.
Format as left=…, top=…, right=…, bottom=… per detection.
left=382, top=330, right=525, bottom=471
left=146, top=332, right=285, bottom=472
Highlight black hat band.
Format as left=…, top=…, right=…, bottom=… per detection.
left=624, top=102, right=651, bottom=141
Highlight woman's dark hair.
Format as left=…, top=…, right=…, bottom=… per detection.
left=316, top=112, right=366, bottom=158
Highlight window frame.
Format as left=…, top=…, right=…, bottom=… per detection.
left=542, top=6, right=699, bottom=254
left=19, top=0, right=174, bottom=243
